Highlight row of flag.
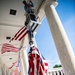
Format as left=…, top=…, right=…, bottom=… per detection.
left=1, top=25, right=49, bottom=75
left=1, top=43, right=49, bottom=75
left=2, top=26, right=28, bottom=54
left=9, top=22, right=39, bottom=42
left=10, top=26, right=28, bottom=42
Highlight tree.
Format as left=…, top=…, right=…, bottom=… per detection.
left=53, top=64, right=62, bottom=68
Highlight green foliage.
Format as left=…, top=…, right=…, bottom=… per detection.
left=53, top=64, right=62, bottom=68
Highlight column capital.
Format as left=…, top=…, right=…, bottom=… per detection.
left=44, top=0, right=58, bottom=8
left=39, top=0, right=58, bottom=10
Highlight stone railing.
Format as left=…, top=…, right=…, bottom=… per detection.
left=47, top=68, right=64, bottom=75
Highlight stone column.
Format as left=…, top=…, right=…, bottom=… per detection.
left=20, top=53, right=26, bottom=75
left=20, top=48, right=29, bottom=75
left=44, top=1, right=75, bottom=75
left=19, top=34, right=29, bottom=75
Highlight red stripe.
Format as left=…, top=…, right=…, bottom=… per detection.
left=2, top=47, right=19, bottom=50
left=3, top=44, right=18, bottom=48
left=2, top=48, right=19, bottom=51
left=39, top=66, right=43, bottom=75
left=36, top=55, right=40, bottom=74
left=10, top=26, right=25, bottom=41
left=1, top=43, right=19, bottom=54
left=19, top=30, right=28, bottom=41
left=14, top=26, right=25, bottom=38
left=15, top=27, right=27, bottom=40
left=9, top=38, right=14, bottom=42
left=9, top=61, right=18, bottom=69
left=2, top=44, right=19, bottom=50
left=31, top=60, right=34, bottom=75
left=28, top=46, right=48, bottom=75
left=29, top=55, right=34, bottom=75
left=44, top=62, right=48, bottom=66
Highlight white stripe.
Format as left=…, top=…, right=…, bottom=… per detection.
left=1, top=43, right=19, bottom=53
left=34, top=54, right=37, bottom=75
left=17, top=29, right=28, bottom=40
left=15, top=27, right=26, bottom=38
left=40, top=64, right=46, bottom=75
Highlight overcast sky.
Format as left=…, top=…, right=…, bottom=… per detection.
left=36, top=0, right=75, bottom=68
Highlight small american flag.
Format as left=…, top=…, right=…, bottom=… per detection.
left=28, top=46, right=49, bottom=75
left=9, top=61, right=18, bottom=69
left=1, top=43, right=19, bottom=54
left=12, top=66, right=21, bottom=75
left=10, top=26, right=28, bottom=41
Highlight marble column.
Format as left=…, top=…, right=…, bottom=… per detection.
left=20, top=48, right=29, bottom=75
left=44, top=1, right=75, bottom=75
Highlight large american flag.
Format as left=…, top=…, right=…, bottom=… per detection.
left=10, top=26, right=28, bottom=42
left=28, top=46, right=49, bottom=75
left=1, top=43, right=19, bottom=54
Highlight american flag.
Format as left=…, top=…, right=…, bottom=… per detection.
left=40, top=55, right=49, bottom=73
left=9, top=61, right=18, bottom=69
left=10, top=26, right=28, bottom=41
left=1, top=43, right=19, bottom=54
left=28, top=46, right=49, bottom=75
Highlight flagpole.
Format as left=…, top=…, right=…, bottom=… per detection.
left=19, top=38, right=24, bottom=75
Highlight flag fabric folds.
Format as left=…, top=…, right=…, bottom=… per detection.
left=10, top=26, right=28, bottom=41
left=9, top=61, right=21, bottom=75
left=41, top=55, right=49, bottom=73
left=28, top=46, right=48, bottom=75
left=1, top=43, right=19, bottom=54
left=12, top=66, right=21, bottom=75
left=9, top=61, right=18, bottom=69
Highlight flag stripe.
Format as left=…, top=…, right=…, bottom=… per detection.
left=10, top=26, right=28, bottom=41
left=28, top=46, right=49, bottom=75
left=1, top=43, right=19, bottom=54
left=32, top=24, right=39, bottom=33
left=15, top=27, right=27, bottom=40
left=19, top=30, right=28, bottom=41
left=44, top=62, right=48, bottom=66
left=31, top=23, right=35, bottom=29
left=9, top=61, right=18, bottom=69
left=14, top=26, right=25, bottom=38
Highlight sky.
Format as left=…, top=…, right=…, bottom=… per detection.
left=35, top=0, right=75, bottom=68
